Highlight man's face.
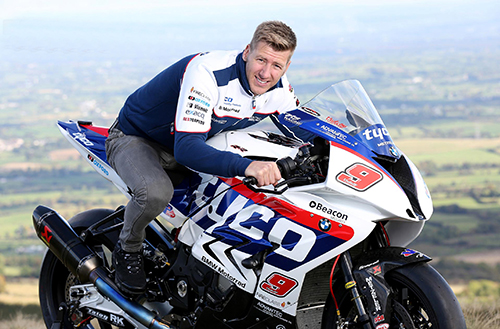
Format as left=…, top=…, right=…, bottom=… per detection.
left=242, top=41, right=292, bottom=96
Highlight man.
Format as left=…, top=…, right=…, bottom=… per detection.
left=106, top=21, right=308, bottom=295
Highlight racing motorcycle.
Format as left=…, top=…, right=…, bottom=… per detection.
left=33, top=80, right=466, bottom=329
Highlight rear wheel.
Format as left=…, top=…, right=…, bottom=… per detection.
left=323, top=262, right=466, bottom=329
left=38, top=209, right=118, bottom=329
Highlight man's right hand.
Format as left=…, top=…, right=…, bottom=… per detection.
left=244, top=161, right=282, bottom=187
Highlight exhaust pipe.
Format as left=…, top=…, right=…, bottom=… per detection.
left=32, top=205, right=100, bottom=282
left=32, top=205, right=175, bottom=329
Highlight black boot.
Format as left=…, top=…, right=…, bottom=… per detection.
left=112, top=242, right=146, bottom=295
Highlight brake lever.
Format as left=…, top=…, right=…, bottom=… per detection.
left=242, top=177, right=289, bottom=195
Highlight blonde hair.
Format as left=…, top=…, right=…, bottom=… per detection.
left=250, top=21, right=297, bottom=53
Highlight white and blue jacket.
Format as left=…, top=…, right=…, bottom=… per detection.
left=118, top=50, right=309, bottom=177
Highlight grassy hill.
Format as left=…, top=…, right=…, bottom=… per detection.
left=0, top=37, right=499, bottom=286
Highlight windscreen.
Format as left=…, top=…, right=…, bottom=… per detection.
left=281, top=80, right=400, bottom=160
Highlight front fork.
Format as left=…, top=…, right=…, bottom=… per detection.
left=336, top=223, right=392, bottom=329
left=339, top=251, right=373, bottom=329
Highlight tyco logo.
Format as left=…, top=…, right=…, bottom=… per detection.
left=72, top=132, right=94, bottom=146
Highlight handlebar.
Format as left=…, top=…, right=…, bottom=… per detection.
left=241, top=156, right=302, bottom=195
left=242, top=140, right=328, bottom=193
left=242, top=176, right=258, bottom=186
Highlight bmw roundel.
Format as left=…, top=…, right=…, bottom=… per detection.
left=389, top=146, right=399, bottom=157
left=318, top=218, right=332, bottom=232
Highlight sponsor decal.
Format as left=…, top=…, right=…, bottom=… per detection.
left=376, top=324, right=389, bottom=329
left=40, top=226, right=53, bottom=245
left=336, top=163, right=383, bottom=192
left=256, top=291, right=283, bottom=308
left=223, top=96, right=242, bottom=108
left=218, top=105, right=240, bottom=113
left=187, top=95, right=210, bottom=107
left=377, top=141, right=394, bottom=147
left=325, top=116, right=347, bottom=128
left=86, top=308, right=127, bottom=327
left=308, top=201, right=348, bottom=221
left=389, top=146, right=399, bottom=157
left=72, top=132, right=94, bottom=146
left=248, top=116, right=262, bottom=122
left=230, top=145, right=248, bottom=152
left=369, top=265, right=382, bottom=276
left=190, top=87, right=211, bottom=101
left=363, top=127, right=390, bottom=141
left=260, top=272, right=298, bottom=297
left=374, top=314, right=385, bottom=323
left=87, top=308, right=108, bottom=321
left=288, top=84, right=294, bottom=93
left=319, top=125, right=349, bottom=142
left=88, top=154, right=109, bottom=176
left=106, top=313, right=127, bottom=327
left=318, top=218, right=332, bottom=232
left=165, top=205, right=176, bottom=218
left=201, top=256, right=246, bottom=288
left=300, top=106, right=320, bottom=116
left=185, top=109, right=205, bottom=119
left=401, top=248, right=424, bottom=258
left=183, top=117, right=205, bottom=125
left=366, top=276, right=382, bottom=311
left=188, top=103, right=209, bottom=112
left=283, top=113, right=302, bottom=126
left=359, top=260, right=380, bottom=270
left=254, top=302, right=292, bottom=325
left=211, top=118, right=228, bottom=124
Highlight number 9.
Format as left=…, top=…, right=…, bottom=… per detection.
left=336, top=163, right=382, bottom=191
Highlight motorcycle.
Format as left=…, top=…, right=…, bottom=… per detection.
left=33, top=80, right=466, bottom=329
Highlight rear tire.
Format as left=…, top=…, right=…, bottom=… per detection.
left=323, top=262, right=466, bottom=328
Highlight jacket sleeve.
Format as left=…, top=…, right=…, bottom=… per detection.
left=174, top=131, right=252, bottom=177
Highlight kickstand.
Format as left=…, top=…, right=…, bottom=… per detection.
left=50, top=302, right=68, bottom=329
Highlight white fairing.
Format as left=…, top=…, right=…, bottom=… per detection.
left=207, top=130, right=300, bottom=161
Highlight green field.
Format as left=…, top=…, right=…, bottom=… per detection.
left=0, top=43, right=499, bottom=284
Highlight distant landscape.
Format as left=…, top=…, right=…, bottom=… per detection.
left=0, top=0, right=499, bottom=326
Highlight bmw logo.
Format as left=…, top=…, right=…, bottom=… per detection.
left=389, top=146, right=399, bottom=157
left=318, top=218, right=332, bottom=232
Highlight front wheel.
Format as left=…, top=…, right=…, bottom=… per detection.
left=323, top=262, right=466, bottom=329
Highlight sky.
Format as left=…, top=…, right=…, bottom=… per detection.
left=1, top=0, right=484, bottom=18
left=0, top=0, right=498, bottom=64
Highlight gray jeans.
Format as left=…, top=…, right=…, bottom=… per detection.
left=105, top=128, right=179, bottom=252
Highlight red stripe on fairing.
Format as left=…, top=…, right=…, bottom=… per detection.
left=220, top=178, right=354, bottom=241
left=330, top=141, right=402, bottom=191
left=81, top=125, right=110, bottom=137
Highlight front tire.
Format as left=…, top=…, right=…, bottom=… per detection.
left=323, top=262, right=466, bottom=328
